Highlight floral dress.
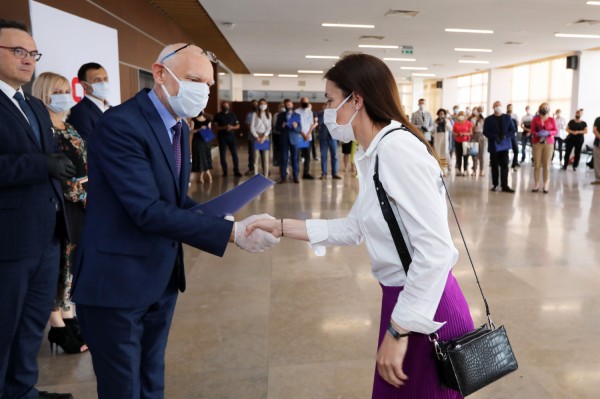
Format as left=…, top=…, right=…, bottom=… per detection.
left=53, top=123, right=87, bottom=311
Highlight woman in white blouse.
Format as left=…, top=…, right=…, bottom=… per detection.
left=250, top=98, right=272, bottom=176
left=248, top=54, right=473, bottom=399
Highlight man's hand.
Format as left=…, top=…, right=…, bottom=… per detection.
left=45, top=153, right=76, bottom=180
left=234, top=214, right=280, bottom=253
left=292, top=121, right=298, bottom=129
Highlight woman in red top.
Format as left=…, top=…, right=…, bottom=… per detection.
left=452, top=111, right=473, bottom=176
left=530, top=102, right=558, bottom=193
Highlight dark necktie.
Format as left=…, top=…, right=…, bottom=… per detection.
left=14, top=91, right=41, bottom=145
left=172, top=121, right=182, bottom=177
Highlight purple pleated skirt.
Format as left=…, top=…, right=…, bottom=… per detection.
left=372, top=272, right=474, bottom=399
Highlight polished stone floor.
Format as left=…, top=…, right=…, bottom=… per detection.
left=37, top=148, right=600, bottom=398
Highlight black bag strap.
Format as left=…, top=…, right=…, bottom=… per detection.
left=373, top=126, right=493, bottom=325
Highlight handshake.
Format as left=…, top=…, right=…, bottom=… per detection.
left=233, top=214, right=281, bottom=253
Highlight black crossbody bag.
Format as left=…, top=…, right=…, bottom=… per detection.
left=374, top=127, right=518, bottom=397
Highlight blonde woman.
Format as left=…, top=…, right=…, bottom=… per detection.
left=250, top=98, right=272, bottom=176
left=32, top=72, right=88, bottom=354
left=530, top=103, right=557, bottom=193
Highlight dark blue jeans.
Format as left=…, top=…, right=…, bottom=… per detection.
left=280, top=139, right=298, bottom=180
left=320, top=138, right=338, bottom=176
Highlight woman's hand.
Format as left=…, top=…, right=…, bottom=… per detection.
left=247, top=218, right=282, bottom=238
left=376, top=332, right=409, bottom=388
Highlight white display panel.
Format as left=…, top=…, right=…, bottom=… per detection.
left=29, top=0, right=121, bottom=105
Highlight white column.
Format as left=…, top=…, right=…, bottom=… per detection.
left=487, top=68, right=512, bottom=113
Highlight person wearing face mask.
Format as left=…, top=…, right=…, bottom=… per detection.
left=434, top=108, right=452, bottom=173
left=506, top=104, right=520, bottom=170
left=214, top=100, right=242, bottom=177
left=530, top=103, right=558, bottom=192
left=247, top=53, right=474, bottom=398
left=470, top=108, right=485, bottom=176
left=452, top=111, right=473, bottom=176
left=296, top=96, right=318, bottom=179
left=520, top=106, right=533, bottom=163
left=553, top=109, right=567, bottom=163
left=250, top=98, right=272, bottom=176
left=275, top=99, right=302, bottom=183
left=66, top=62, right=110, bottom=142
left=31, top=71, right=89, bottom=356
left=562, top=109, right=588, bottom=172
left=483, top=101, right=516, bottom=192
left=70, top=43, right=280, bottom=399
left=244, top=99, right=258, bottom=175
left=411, top=98, right=434, bottom=146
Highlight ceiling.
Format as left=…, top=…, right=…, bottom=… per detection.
left=149, top=0, right=250, bottom=74
left=198, top=0, right=600, bottom=80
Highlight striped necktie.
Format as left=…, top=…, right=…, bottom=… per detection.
left=172, top=121, right=182, bottom=177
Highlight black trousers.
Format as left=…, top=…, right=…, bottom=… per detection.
left=301, top=147, right=311, bottom=175
left=454, top=140, right=467, bottom=171
left=217, top=131, right=240, bottom=174
left=247, top=136, right=255, bottom=171
left=563, top=135, right=584, bottom=168
left=490, top=150, right=510, bottom=188
left=511, top=136, right=519, bottom=166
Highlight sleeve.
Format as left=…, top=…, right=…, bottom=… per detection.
left=548, top=118, right=558, bottom=136
left=91, top=112, right=233, bottom=256
left=66, top=109, right=93, bottom=141
left=427, top=113, right=435, bottom=132
left=567, top=120, right=575, bottom=131
left=250, top=113, right=258, bottom=138
left=0, top=153, right=47, bottom=188
left=306, top=198, right=363, bottom=256
left=379, top=135, right=457, bottom=334
left=410, top=112, right=417, bottom=125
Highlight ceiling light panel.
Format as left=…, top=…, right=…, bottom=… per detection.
left=383, top=57, right=416, bottom=62
left=454, top=48, right=493, bottom=52
left=555, top=33, right=600, bottom=38
left=401, top=66, right=428, bottom=70
left=322, top=23, right=374, bottom=28
left=358, top=44, right=399, bottom=49
left=458, top=60, right=490, bottom=64
left=298, top=70, right=323, bottom=74
left=445, top=28, right=494, bottom=34
left=305, top=55, right=340, bottom=59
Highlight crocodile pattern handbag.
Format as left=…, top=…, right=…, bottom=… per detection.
left=374, top=127, right=519, bottom=397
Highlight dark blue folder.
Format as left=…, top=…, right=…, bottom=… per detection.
left=199, top=127, right=215, bottom=142
left=190, top=174, right=275, bottom=217
left=254, top=139, right=270, bottom=151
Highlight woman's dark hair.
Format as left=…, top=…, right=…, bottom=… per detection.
left=324, top=53, right=441, bottom=167
left=436, top=108, right=446, bottom=116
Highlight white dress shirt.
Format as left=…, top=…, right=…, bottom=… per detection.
left=250, top=112, right=272, bottom=138
left=0, top=79, right=29, bottom=121
left=295, top=107, right=315, bottom=138
left=306, top=121, right=459, bottom=334
left=85, top=94, right=109, bottom=112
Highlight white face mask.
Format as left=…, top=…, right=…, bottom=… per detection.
left=47, top=93, right=75, bottom=113
left=323, top=93, right=359, bottom=143
left=418, top=104, right=425, bottom=111
left=161, top=65, right=210, bottom=118
left=259, top=104, right=267, bottom=111
left=91, top=82, right=110, bottom=100
left=494, top=106, right=503, bottom=114
left=473, top=110, right=479, bottom=116
left=457, top=115, right=466, bottom=122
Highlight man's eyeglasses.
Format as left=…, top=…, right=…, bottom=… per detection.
left=0, top=46, right=42, bottom=61
left=160, top=44, right=218, bottom=64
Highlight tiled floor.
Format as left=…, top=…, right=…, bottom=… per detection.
left=37, top=151, right=600, bottom=398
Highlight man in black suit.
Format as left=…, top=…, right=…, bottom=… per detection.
left=0, top=19, right=75, bottom=399
left=66, top=62, right=110, bottom=141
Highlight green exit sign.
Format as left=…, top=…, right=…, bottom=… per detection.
left=402, top=46, right=413, bottom=55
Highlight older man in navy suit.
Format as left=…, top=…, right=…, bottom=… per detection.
left=66, top=62, right=110, bottom=141
left=71, top=43, right=278, bottom=399
left=0, top=20, right=75, bottom=399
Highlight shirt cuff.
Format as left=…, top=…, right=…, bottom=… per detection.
left=306, top=219, right=329, bottom=256
left=391, top=302, right=446, bottom=335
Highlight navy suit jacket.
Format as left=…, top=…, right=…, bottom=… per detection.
left=0, top=90, right=67, bottom=261
left=483, top=114, right=516, bottom=153
left=71, top=89, right=233, bottom=309
left=66, top=96, right=103, bottom=141
left=275, top=111, right=302, bottom=147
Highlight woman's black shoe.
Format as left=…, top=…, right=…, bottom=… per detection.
left=48, top=326, right=87, bottom=354
left=63, top=317, right=84, bottom=342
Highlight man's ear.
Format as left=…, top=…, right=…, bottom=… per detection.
left=152, top=63, right=166, bottom=85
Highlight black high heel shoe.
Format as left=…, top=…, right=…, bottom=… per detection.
left=48, top=326, right=87, bottom=354
left=63, top=317, right=84, bottom=342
